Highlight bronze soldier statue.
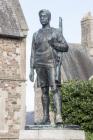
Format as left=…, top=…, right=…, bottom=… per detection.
left=29, top=9, right=69, bottom=125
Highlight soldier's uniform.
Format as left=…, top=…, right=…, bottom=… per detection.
left=30, top=26, right=68, bottom=124
left=31, top=27, right=68, bottom=86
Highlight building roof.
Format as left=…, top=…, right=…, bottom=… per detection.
left=62, top=43, right=93, bottom=81
left=0, top=0, right=28, bottom=38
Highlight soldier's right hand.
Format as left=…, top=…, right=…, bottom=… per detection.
left=29, top=70, right=34, bottom=82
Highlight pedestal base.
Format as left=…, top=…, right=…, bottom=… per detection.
left=19, top=127, right=85, bottom=140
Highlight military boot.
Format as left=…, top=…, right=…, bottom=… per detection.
left=53, top=91, right=62, bottom=125
left=41, top=95, right=50, bottom=125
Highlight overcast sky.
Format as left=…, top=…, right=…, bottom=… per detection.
left=19, top=0, right=93, bottom=111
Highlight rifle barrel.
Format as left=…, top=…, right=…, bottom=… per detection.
left=59, top=17, right=63, bottom=35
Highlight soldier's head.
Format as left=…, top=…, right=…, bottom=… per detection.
left=39, top=9, right=51, bottom=26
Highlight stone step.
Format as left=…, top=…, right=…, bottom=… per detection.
left=19, top=129, right=85, bottom=140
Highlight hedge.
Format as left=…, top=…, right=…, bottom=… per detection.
left=50, top=80, right=93, bottom=132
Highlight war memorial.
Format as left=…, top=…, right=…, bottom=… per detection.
left=0, top=0, right=93, bottom=140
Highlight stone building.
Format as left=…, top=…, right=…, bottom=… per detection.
left=81, top=12, right=93, bottom=57
left=0, top=0, right=28, bottom=139
left=34, top=12, right=93, bottom=123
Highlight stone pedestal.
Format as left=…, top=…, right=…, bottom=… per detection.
left=19, top=128, right=85, bottom=140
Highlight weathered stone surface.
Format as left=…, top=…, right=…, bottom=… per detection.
left=34, top=87, right=54, bottom=124
left=0, top=81, right=26, bottom=132
left=0, top=1, right=27, bottom=139
left=0, top=0, right=28, bottom=38
left=34, top=88, right=43, bottom=123
left=0, top=38, right=26, bottom=80
left=81, top=12, right=93, bottom=56
left=62, top=44, right=93, bottom=81
left=19, top=129, right=85, bottom=140
left=0, top=37, right=26, bottom=139
left=0, top=90, right=6, bottom=130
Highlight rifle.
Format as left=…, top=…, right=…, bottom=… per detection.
left=55, top=17, right=63, bottom=84
left=59, top=17, right=63, bottom=34
left=58, top=17, right=63, bottom=64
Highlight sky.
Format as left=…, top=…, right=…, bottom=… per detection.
left=19, top=0, right=93, bottom=111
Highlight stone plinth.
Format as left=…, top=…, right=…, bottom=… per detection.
left=19, top=128, right=85, bottom=140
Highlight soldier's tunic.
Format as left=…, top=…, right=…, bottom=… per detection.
left=30, top=27, right=68, bottom=87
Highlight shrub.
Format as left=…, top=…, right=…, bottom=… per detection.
left=50, top=80, right=93, bottom=132
left=86, top=132, right=93, bottom=140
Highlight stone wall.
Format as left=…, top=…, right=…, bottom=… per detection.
left=0, top=37, right=26, bottom=139
left=81, top=12, right=93, bottom=56
left=0, top=38, right=26, bottom=80
left=34, top=87, right=55, bottom=124
left=34, top=88, right=43, bottom=123
left=0, top=80, right=25, bottom=132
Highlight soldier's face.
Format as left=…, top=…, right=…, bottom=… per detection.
left=39, top=12, right=50, bottom=26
